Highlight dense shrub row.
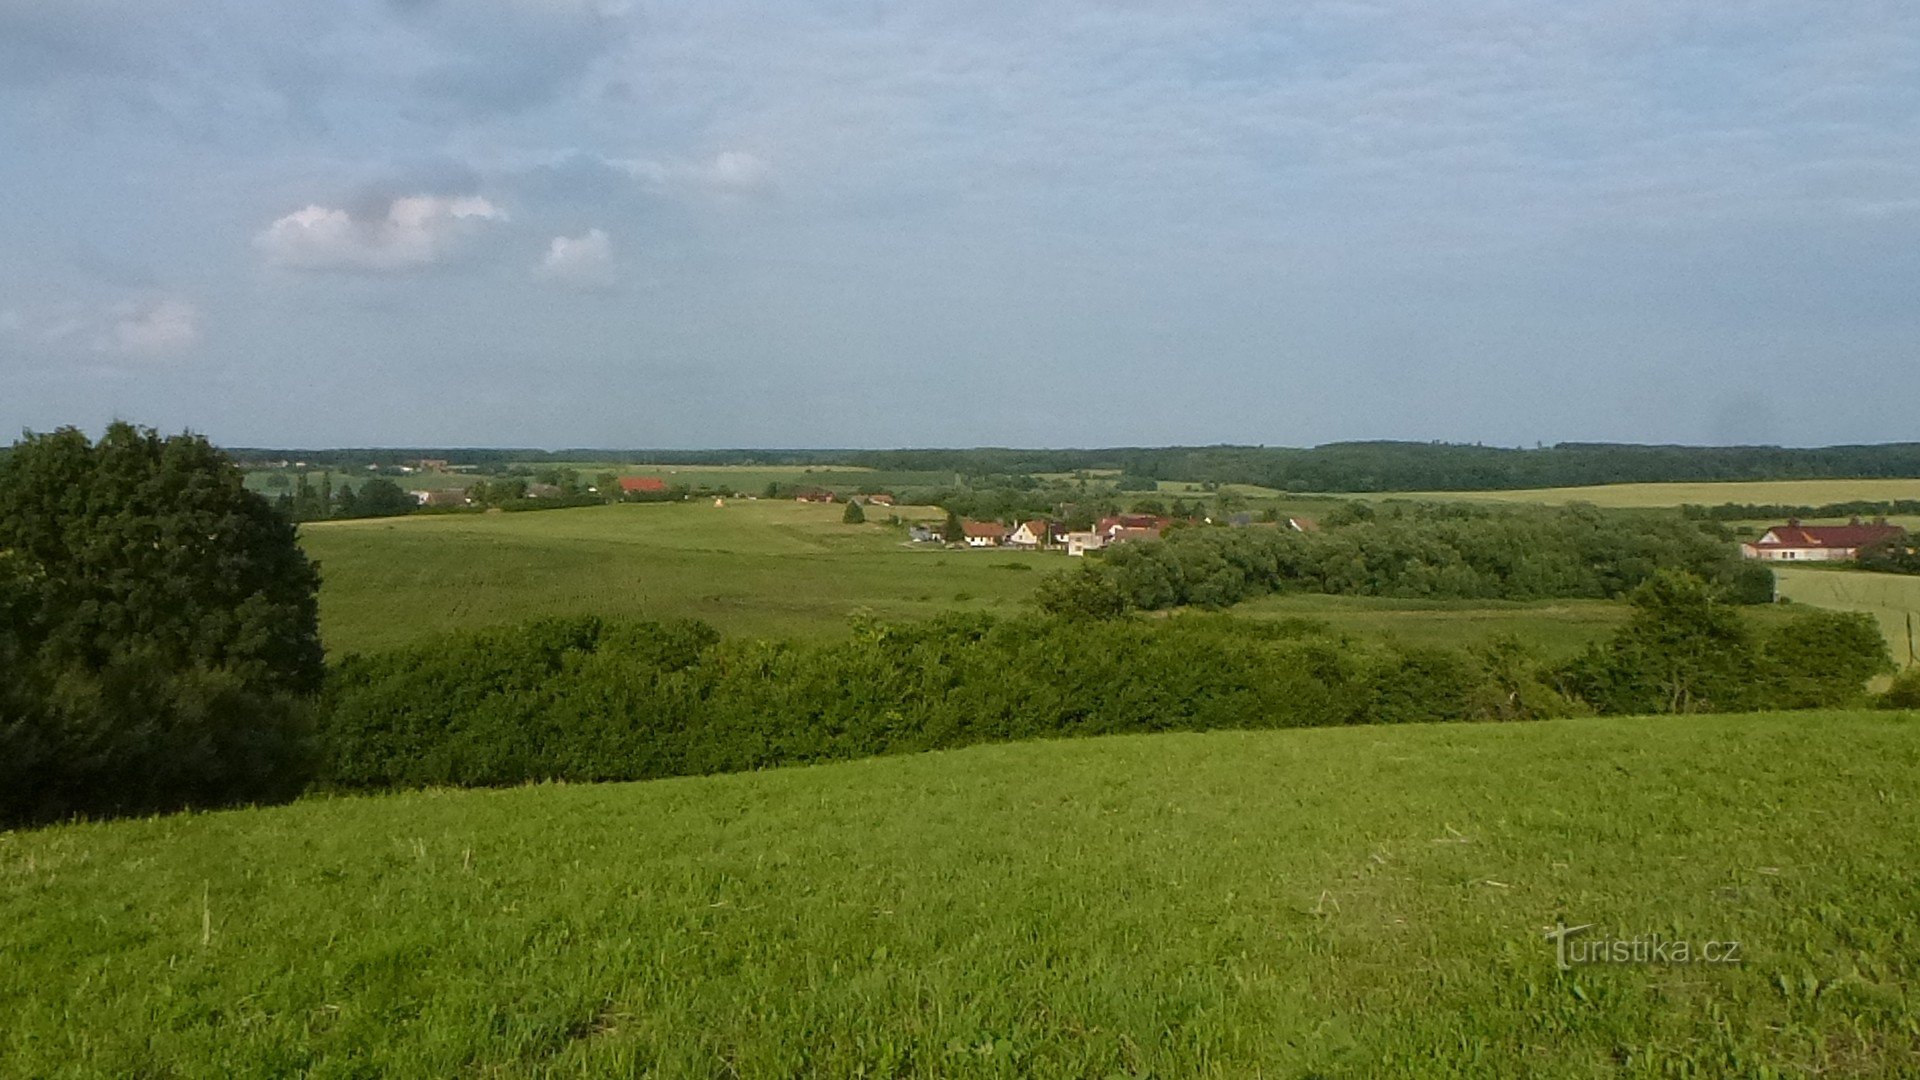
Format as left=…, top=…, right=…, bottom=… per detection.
left=318, top=573, right=1887, bottom=792
left=1037, top=502, right=1773, bottom=617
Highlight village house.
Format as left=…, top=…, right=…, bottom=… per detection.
left=1097, top=514, right=1171, bottom=541
left=864, top=493, right=896, bottom=506
left=793, top=489, right=836, bottom=503
left=1007, top=519, right=1059, bottom=548
left=617, top=476, right=668, bottom=495
left=962, top=520, right=1008, bottom=547
left=1741, top=519, right=1907, bottom=562
left=908, top=524, right=938, bottom=543
left=1063, top=530, right=1105, bottom=556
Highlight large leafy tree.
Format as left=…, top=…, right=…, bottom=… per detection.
left=0, top=423, right=322, bottom=822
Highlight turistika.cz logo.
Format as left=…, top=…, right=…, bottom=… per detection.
left=1544, top=922, right=1741, bottom=970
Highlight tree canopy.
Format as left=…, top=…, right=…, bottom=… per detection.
left=0, top=423, right=323, bottom=823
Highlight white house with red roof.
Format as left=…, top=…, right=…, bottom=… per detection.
left=1741, top=520, right=1907, bottom=562
left=1007, top=519, right=1059, bottom=548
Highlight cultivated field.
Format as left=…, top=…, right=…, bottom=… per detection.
left=1776, top=567, right=1920, bottom=667
left=1378, top=479, right=1920, bottom=508
left=4, top=712, right=1916, bottom=1077
left=548, top=462, right=958, bottom=493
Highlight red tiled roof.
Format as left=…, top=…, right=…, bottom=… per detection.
left=962, top=520, right=1008, bottom=539
left=618, top=476, right=668, bottom=493
left=1754, top=524, right=1905, bottom=549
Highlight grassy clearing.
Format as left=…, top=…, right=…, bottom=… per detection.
left=4, top=712, right=1917, bottom=1077
left=300, top=501, right=1052, bottom=654
left=1230, top=593, right=1631, bottom=659
left=1376, top=479, right=1920, bottom=508
left=1776, top=567, right=1920, bottom=667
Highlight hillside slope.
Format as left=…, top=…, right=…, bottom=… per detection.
left=5, top=712, right=1918, bottom=1077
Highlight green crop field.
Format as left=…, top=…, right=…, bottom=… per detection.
left=1776, top=567, right=1920, bottom=668
left=299, top=501, right=1057, bottom=654
left=1377, top=479, right=1920, bottom=508
left=5, top=712, right=1917, bottom=1077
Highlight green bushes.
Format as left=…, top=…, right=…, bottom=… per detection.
left=1039, top=502, right=1771, bottom=616
left=0, top=425, right=321, bottom=824
left=317, top=613, right=1571, bottom=791
left=1557, top=571, right=1890, bottom=714
left=316, top=575, right=1883, bottom=794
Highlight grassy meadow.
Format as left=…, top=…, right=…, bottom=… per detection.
left=5, top=712, right=1917, bottom=1077
left=299, top=501, right=1688, bottom=658
left=300, top=501, right=1051, bottom=654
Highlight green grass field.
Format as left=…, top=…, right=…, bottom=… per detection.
left=1378, top=479, right=1920, bottom=508
left=1776, top=567, right=1920, bottom=668
left=300, top=501, right=1052, bottom=654
left=1230, top=593, right=1631, bottom=659
left=5, top=712, right=1916, bottom=1077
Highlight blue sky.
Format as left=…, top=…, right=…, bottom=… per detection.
left=2, top=0, right=1916, bottom=449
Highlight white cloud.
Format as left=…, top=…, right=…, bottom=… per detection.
left=536, top=227, right=615, bottom=286
left=255, top=194, right=507, bottom=271
left=613, top=150, right=771, bottom=195
left=103, top=299, right=201, bottom=357
left=0, top=299, right=201, bottom=360
left=702, top=150, right=770, bottom=192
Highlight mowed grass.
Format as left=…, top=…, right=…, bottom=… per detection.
left=1776, top=567, right=1920, bottom=667
left=299, top=501, right=1051, bottom=654
left=5, top=713, right=1918, bottom=1077
left=1378, top=479, right=1920, bottom=508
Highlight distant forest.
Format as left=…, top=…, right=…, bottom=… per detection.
left=223, top=441, right=1920, bottom=493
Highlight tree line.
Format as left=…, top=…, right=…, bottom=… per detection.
left=1036, top=502, right=1775, bottom=617
left=227, top=441, right=1920, bottom=495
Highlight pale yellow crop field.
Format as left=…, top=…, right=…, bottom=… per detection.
left=1376, top=479, right=1920, bottom=508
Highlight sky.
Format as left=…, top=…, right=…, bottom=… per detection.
left=2, top=0, right=1917, bottom=450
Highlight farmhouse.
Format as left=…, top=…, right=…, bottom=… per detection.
left=618, top=476, right=668, bottom=495
left=962, top=520, right=1008, bottom=547
left=793, top=489, right=836, bottom=503
left=1741, top=520, right=1907, bottom=562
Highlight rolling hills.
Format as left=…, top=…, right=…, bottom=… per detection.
left=5, top=712, right=1917, bottom=1077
